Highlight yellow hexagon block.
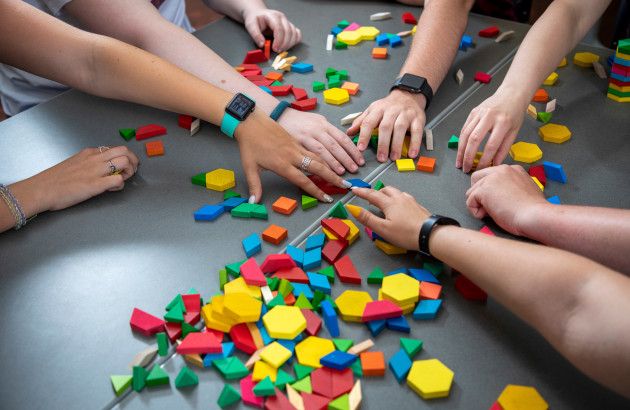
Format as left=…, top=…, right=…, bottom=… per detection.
left=509, top=142, right=542, bottom=163
left=335, top=290, right=373, bottom=322
left=324, top=88, right=350, bottom=105
left=558, top=57, right=566, bottom=67
left=538, top=123, right=571, bottom=144
left=206, top=168, right=235, bottom=191
left=542, top=72, right=558, bottom=85
left=252, top=360, right=278, bottom=382
left=223, top=277, right=262, bottom=299
left=497, top=385, right=549, bottom=410
left=382, top=273, right=420, bottom=306
left=407, top=359, right=454, bottom=399
left=201, top=302, right=233, bottom=332
left=260, top=341, right=292, bottom=368
left=295, top=336, right=335, bottom=368
left=222, top=292, right=262, bottom=323
left=336, top=30, right=363, bottom=45
left=573, top=52, right=600, bottom=67
left=396, top=158, right=415, bottom=171
left=378, top=289, right=415, bottom=314
left=356, top=26, right=380, bottom=40
left=607, top=93, right=630, bottom=102
left=263, top=306, right=306, bottom=339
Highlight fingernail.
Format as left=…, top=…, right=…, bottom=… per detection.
left=337, top=166, right=345, bottom=174
left=378, top=153, right=386, bottom=162
left=357, top=143, right=365, bottom=150
left=345, top=204, right=362, bottom=218
left=455, top=160, right=461, bottom=168
left=323, top=194, right=333, bottom=203
left=409, top=150, right=417, bottom=158
left=350, top=164, right=358, bottom=173
left=248, top=195, right=256, bottom=204
left=342, top=180, right=353, bottom=188
left=358, top=158, right=365, bottom=166
left=134, top=167, right=138, bottom=173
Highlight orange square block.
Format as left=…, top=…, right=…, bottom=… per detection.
left=145, top=141, right=164, bottom=156
left=361, top=351, right=385, bottom=376
left=372, top=48, right=387, bottom=59
left=418, top=282, right=442, bottom=300
left=341, top=82, right=360, bottom=95
left=272, top=197, right=297, bottom=215
left=416, top=156, right=436, bottom=172
left=262, top=224, right=288, bottom=245
left=533, top=89, right=548, bottom=102
left=265, top=72, right=283, bottom=82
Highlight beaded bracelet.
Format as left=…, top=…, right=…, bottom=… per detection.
left=0, top=184, right=27, bottom=230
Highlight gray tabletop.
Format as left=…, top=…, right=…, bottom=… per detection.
left=0, top=0, right=628, bottom=409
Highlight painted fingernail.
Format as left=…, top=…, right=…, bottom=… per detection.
left=342, top=180, right=353, bottom=188
left=357, top=143, right=365, bottom=151
left=345, top=204, right=362, bottom=218
left=248, top=195, right=256, bottom=204
left=378, top=153, right=386, bottom=162
left=323, top=194, right=334, bottom=203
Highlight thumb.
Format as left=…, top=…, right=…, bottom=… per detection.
left=345, top=204, right=387, bottom=235
left=243, top=164, right=263, bottom=204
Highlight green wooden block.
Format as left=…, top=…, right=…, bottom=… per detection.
left=278, top=278, right=294, bottom=297
left=367, top=267, right=385, bottom=284
left=157, top=332, right=168, bottom=356
left=110, top=375, right=133, bottom=396
left=349, top=358, right=363, bottom=377
left=224, top=190, right=241, bottom=200
left=312, top=290, right=326, bottom=312
left=607, top=87, right=630, bottom=97
left=333, top=339, right=354, bottom=352
left=294, top=363, right=315, bottom=380
left=448, top=135, right=459, bottom=148
left=352, top=135, right=359, bottom=145
left=271, top=80, right=283, bottom=86
left=274, top=368, right=296, bottom=389
left=291, top=375, right=312, bottom=393
left=253, top=376, right=276, bottom=396
left=328, top=75, right=341, bottom=88
left=618, top=39, right=630, bottom=54
left=250, top=204, right=268, bottom=220
left=226, top=259, right=246, bottom=277
left=400, top=338, right=423, bottom=358
left=214, top=357, right=249, bottom=380
left=219, top=269, right=228, bottom=291
left=267, top=292, right=286, bottom=308
left=326, top=68, right=338, bottom=78
left=317, top=266, right=335, bottom=283
left=424, top=262, right=444, bottom=277
left=337, top=20, right=349, bottom=29
left=329, top=201, right=348, bottom=218
left=370, top=134, right=379, bottom=149
left=146, top=365, right=169, bottom=387
left=269, top=277, right=280, bottom=291
left=164, top=303, right=185, bottom=323
left=182, top=322, right=200, bottom=338
left=231, top=203, right=257, bottom=218
left=132, top=366, right=149, bottom=392
left=294, top=293, right=313, bottom=310
left=302, top=195, right=318, bottom=210
left=191, top=173, right=206, bottom=187
left=217, top=383, right=240, bottom=407
left=166, top=294, right=186, bottom=312
left=337, top=70, right=348, bottom=80
left=335, top=41, right=348, bottom=50
left=119, top=129, right=136, bottom=141
left=374, top=180, right=385, bottom=191
left=175, top=366, right=199, bottom=389
left=323, top=295, right=339, bottom=313
left=537, top=112, right=552, bottom=123
left=313, top=81, right=326, bottom=91
left=329, top=393, right=350, bottom=410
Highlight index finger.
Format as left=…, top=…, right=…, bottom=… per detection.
left=351, top=187, right=394, bottom=210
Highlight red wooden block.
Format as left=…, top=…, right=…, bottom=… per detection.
left=183, top=311, right=200, bottom=326
left=333, top=254, right=361, bottom=284
left=241, top=69, right=263, bottom=77
left=418, top=282, right=442, bottom=300
left=264, top=387, right=295, bottom=410
left=250, top=79, right=274, bottom=87
left=528, top=165, right=546, bottom=187
left=311, top=367, right=334, bottom=398
left=129, top=308, right=166, bottom=336
left=609, top=77, right=630, bottom=87
left=182, top=294, right=201, bottom=312
left=264, top=40, right=271, bottom=59
left=365, top=227, right=376, bottom=241
left=302, top=392, right=330, bottom=410
left=291, top=98, right=317, bottom=112
left=612, top=63, right=630, bottom=75
left=322, top=240, right=348, bottom=264
left=302, top=308, right=322, bottom=336
left=241, top=375, right=265, bottom=407
left=362, top=299, right=403, bottom=322
left=229, top=323, right=258, bottom=354
left=164, top=322, right=182, bottom=344
left=178, top=114, right=194, bottom=129
left=533, top=89, right=548, bottom=102
left=239, top=64, right=261, bottom=71
left=479, top=25, right=499, bottom=38
left=474, top=72, right=492, bottom=84
left=269, top=85, right=293, bottom=96
left=321, top=219, right=350, bottom=239
left=401, top=11, right=417, bottom=25
left=261, top=254, right=297, bottom=273
left=291, top=87, right=308, bottom=101
left=240, top=257, right=267, bottom=286
left=480, top=226, right=495, bottom=236
left=244, top=75, right=267, bottom=82
left=331, top=368, right=354, bottom=398
left=305, top=175, right=349, bottom=195
left=454, top=274, right=488, bottom=301
left=136, top=124, right=166, bottom=140
left=273, top=267, right=309, bottom=284
left=243, top=49, right=268, bottom=64
left=490, top=401, right=503, bottom=410
left=204, top=327, right=225, bottom=343
left=176, top=332, right=222, bottom=354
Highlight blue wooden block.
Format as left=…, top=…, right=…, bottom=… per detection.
left=607, top=55, right=614, bottom=66
left=376, top=33, right=389, bottom=46
left=260, top=86, right=272, bottom=94
left=291, top=63, right=314, bottom=73
left=331, top=26, right=342, bottom=36
left=389, top=35, right=402, bottom=47
left=292, top=282, right=314, bottom=300
left=345, top=178, right=371, bottom=189
left=542, top=161, right=567, bottom=183
left=220, top=197, right=247, bottom=211
left=258, top=324, right=274, bottom=345
left=389, top=348, right=413, bottom=383
left=413, top=299, right=442, bottom=320
left=388, top=268, right=407, bottom=276
left=194, top=205, right=224, bottom=221
left=408, top=268, right=440, bottom=285
left=203, top=342, right=235, bottom=367
left=287, top=245, right=304, bottom=267
left=366, top=318, right=386, bottom=337
left=320, top=300, right=340, bottom=337
left=547, top=196, right=561, bottom=205
left=303, top=248, right=322, bottom=271
left=386, top=315, right=410, bottom=333
left=372, top=230, right=387, bottom=242
left=292, top=333, right=303, bottom=342
left=242, top=233, right=261, bottom=258
left=320, top=350, right=358, bottom=370
left=305, top=233, right=326, bottom=251
left=461, top=35, right=472, bottom=47
left=610, top=72, right=630, bottom=81
left=307, top=272, right=331, bottom=294
left=614, top=56, right=630, bottom=67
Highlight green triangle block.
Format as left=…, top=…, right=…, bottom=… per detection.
left=110, top=375, right=133, bottom=396
left=370, top=134, right=379, bottom=149
left=175, top=366, right=199, bottom=388
left=267, top=292, right=286, bottom=308
left=294, top=293, right=313, bottom=310
left=313, top=81, right=326, bottom=92
left=333, top=339, right=354, bottom=352
left=132, top=366, right=149, bottom=392
left=329, top=201, right=348, bottom=218
left=537, top=112, right=552, bottom=123
left=448, top=135, right=459, bottom=148
left=374, top=180, right=385, bottom=191
left=294, top=363, right=315, bottom=380
left=335, top=41, right=348, bottom=50
left=146, top=365, right=169, bottom=387
left=329, top=76, right=341, bottom=88
left=157, top=332, right=168, bottom=356
left=191, top=172, right=207, bottom=187
left=220, top=269, right=228, bottom=290
left=329, top=393, right=350, bottom=410
left=352, top=135, right=359, bottom=145
left=400, top=338, right=424, bottom=358
left=164, top=303, right=185, bottom=323
left=326, top=68, right=338, bottom=78
left=269, top=277, right=280, bottom=291
left=278, top=279, right=294, bottom=297
left=224, top=190, right=241, bottom=200
left=271, top=80, right=283, bottom=86
left=274, top=368, right=296, bottom=389
left=337, top=20, right=349, bottom=29
left=302, top=195, right=318, bottom=210
left=312, top=290, right=326, bottom=312
left=291, top=375, right=312, bottom=393
left=424, top=262, right=444, bottom=277
left=226, top=259, right=246, bottom=277
left=337, top=70, right=348, bottom=80
left=217, top=383, right=241, bottom=407
left=187, top=287, right=199, bottom=294
left=214, top=357, right=249, bottom=380
left=250, top=204, right=268, bottom=220
left=317, top=266, right=335, bottom=283
left=182, top=322, right=200, bottom=338
left=367, top=267, right=385, bottom=284
left=119, top=129, right=136, bottom=141
left=166, top=294, right=186, bottom=312
left=349, top=358, right=363, bottom=377
left=231, top=203, right=256, bottom=218
left=253, top=376, right=277, bottom=396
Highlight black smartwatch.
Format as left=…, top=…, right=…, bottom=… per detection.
left=221, top=93, right=256, bottom=138
left=391, top=73, right=433, bottom=109
left=418, top=214, right=460, bottom=260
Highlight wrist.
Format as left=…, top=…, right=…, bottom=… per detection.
left=418, top=214, right=460, bottom=261
left=495, top=83, right=531, bottom=110
left=516, top=200, right=553, bottom=240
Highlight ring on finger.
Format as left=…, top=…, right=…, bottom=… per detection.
left=108, top=160, right=117, bottom=174
left=98, top=145, right=110, bottom=153
left=300, top=156, right=312, bottom=171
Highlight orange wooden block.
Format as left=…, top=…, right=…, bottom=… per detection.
left=283, top=292, right=296, bottom=306
left=265, top=72, right=283, bottom=82
left=272, top=197, right=298, bottom=215
left=416, top=156, right=435, bottom=172
left=264, top=39, right=271, bottom=59
left=532, top=89, right=548, bottom=102
left=145, top=141, right=164, bottom=156
left=418, top=282, right=442, bottom=300
left=360, top=351, right=385, bottom=376
left=341, top=82, right=360, bottom=95
left=262, top=224, right=288, bottom=245
left=372, top=48, right=387, bottom=59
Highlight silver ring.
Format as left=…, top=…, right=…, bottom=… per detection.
left=300, top=156, right=312, bottom=171
left=98, top=146, right=110, bottom=153
left=109, top=160, right=117, bottom=173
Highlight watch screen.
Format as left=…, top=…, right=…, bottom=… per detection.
left=402, top=74, right=426, bottom=90
left=227, top=94, right=255, bottom=120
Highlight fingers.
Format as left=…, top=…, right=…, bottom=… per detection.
left=456, top=110, right=480, bottom=169
left=357, top=111, right=382, bottom=154
left=304, top=154, right=345, bottom=189
left=108, top=155, right=135, bottom=180
left=389, top=115, right=408, bottom=161
left=286, top=167, right=330, bottom=202
left=461, top=115, right=493, bottom=173
left=465, top=188, right=488, bottom=219
left=103, top=173, right=126, bottom=192
left=264, top=15, right=285, bottom=53
left=493, top=129, right=519, bottom=166
left=347, top=203, right=389, bottom=235
left=346, top=111, right=367, bottom=137
left=242, top=160, right=263, bottom=204
left=245, top=16, right=266, bottom=48
left=306, top=141, right=345, bottom=175
left=408, top=118, right=424, bottom=159
left=325, top=124, right=365, bottom=168
left=475, top=118, right=512, bottom=171
left=351, top=187, right=393, bottom=210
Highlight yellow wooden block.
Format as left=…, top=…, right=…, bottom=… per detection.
left=609, top=83, right=630, bottom=93
left=356, top=26, right=380, bottom=40
left=184, top=353, right=205, bottom=368
left=295, top=336, right=335, bottom=368
left=573, top=52, right=599, bottom=67
left=407, top=359, right=454, bottom=399
left=323, top=227, right=338, bottom=241
left=382, top=273, right=420, bottom=306
left=526, top=104, right=537, bottom=120
left=471, top=151, right=483, bottom=171
left=252, top=360, right=278, bottom=382
left=497, top=385, right=549, bottom=410
left=222, top=293, right=262, bottom=323
left=538, top=123, right=571, bottom=144
left=607, top=92, right=630, bottom=102
left=247, top=322, right=265, bottom=349
left=616, top=50, right=630, bottom=60
left=323, top=88, right=350, bottom=105
left=542, top=72, right=558, bottom=85
left=401, top=135, right=411, bottom=157
left=335, top=290, right=373, bottom=322
left=336, top=30, right=363, bottom=45
left=224, top=277, right=262, bottom=299
left=201, top=303, right=233, bottom=333
left=509, top=142, right=542, bottom=163
left=263, top=306, right=306, bottom=339
left=206, top=168, right=235, bottom=191
left=209, top=295, right=240, bottom=327
left=260, top=341, right=292, bottom=368
left=531, top=177, right=544, bottom=192
left=412, top=25, right=417, bottom=35
left=341, top=219, right=360, bottom=245
left=558, top=57, right=566, bottom=67
left=375, top=239, right=407, bottom=254
left=372, top=128, right=379, bottom=137
left=396, top=158, right=416, bottom=171
left=378, top=289, right=416, bottom=314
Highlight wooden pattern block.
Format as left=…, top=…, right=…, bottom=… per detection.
left=370, top=11, right=392, bottom=20
left=341, top=82, right=360, bottom=95
left=266, top=72, right=283, bottom=82
left=495, top=30, right=515, bottom=43
left=130, top=308, right=166, bottom=336
left=136, top=124, right=166, bottom=140
left=396, top=158, right=415, bottom=171
left=527, top=104, right=537, bottom=119
left=407, top=359, right=454, bottom=399
left=206, top=169, right=236, bottom=191
left=361, top=351, right=385, bottom=376
left=474, top=72, right=491, bottom=83
left=374, top=239, right=407, bottom=254
left=413, top=299, right=442, bottom=319
left=241, top=375, right=265, bottom=407
left=291, top=98, right=317, bottom=112
left=230, top=323, right=259, bottom=354
left=340, top=112, right=362, bottom=126
left=306, top=174, right=349, bottom=195
left=573, top=52, right=599, bottom=67
left=242, top=233, right=261, bottom=258
left=262, top=224, right=289, bottom=245
left=320, top=300, right=340, bottom=337
left=145, top=141, right=164, bottom=156
left=382, top=273, right=420, bottom=306
left=335, top=290, right=373, bottom=322
left=389, top=348, right=413, bottom=383
left=302, top=308, right=323, bottom=336
left=217, top=383, right=240, bottom=407
left=454, top=274, right=488, bottom=301
left=542, top=72, right=558, bottom=85
left=455, top=69, right=464, bottom=84
left=263, top=306, right=307, bottom=339
left=372, top=48, right=387, bottom=59
left=509, top=142, right=542, bottom=163
left=528, top=165, right=546, bottom=186
left=291, top=87, right=308, bottom=101
left=333, top=254, right=362, bottom=284
left=177, top=332, right=223, bottom=354
left=223, top=276, right=262, bottom=299
left=273, top=196, right=298, bottom=215
left=538, top=123, right=571, bottom=143
left=362, top=299, right=403, bottom=322
left=416, top=156, right=436, bottom=172
left=269, top=85, right=293, bottom=96
left=322, top=239, right=348, bottom=264
left=252, top=361, right=278, bottom=383
left=401, top=11, right=417, bottom=25
left=119, top=128, right=135, bottom=141
left=543, top=161, right=567, bottom=183
left=308, top=272, right=331, bottom=294
left=239, top=257, right=267, bottom=287
left=418, top=282, right=442, bottom=300
left=261, top=254, right=297, bottom=273
left=265, top=387, right=296, bottom=410
left=146, top=364, right=169, bottom=387
left=273, top=266, right=309, bottom=283
left=132, top=366, right=149, bottom=391
left=497, top=385, right=549, bottom=410
left=532, top=89, right=548, bottom=102
left=478, top=25, right=499, bottom=38
left=322, top=219, right=350, bottom=239
left=448, top=135, right=459, bottom=148
left=243, top=49, right=268, bottom=64
left=323, top=88, right=350, bottom=105
left=110, top=375, right=133, bottom=396
left=222, top=292, right=262, bottom=323
left=295, top=336, right=336, bottom=368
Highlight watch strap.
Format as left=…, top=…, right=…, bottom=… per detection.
left=390, top=76, right=433, bottom=109
left=418, top=214, right=460, bottom=260
left=220, top=112, right=241, bottom=138
left=270, top=101, right=291, bottom=121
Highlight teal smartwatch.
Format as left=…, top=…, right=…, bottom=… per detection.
left=221, top=93, right=256, bottom=138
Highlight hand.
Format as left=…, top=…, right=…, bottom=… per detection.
left=465, top=164, right=548, bottom=236
left=349, top=186, right=431, bottom=251
left=346, top=90, right=427, bottom=162
left=456, top=90, right=526, bottom=173
left=278, top=109, right=365, bottom=175
left=242, top=8, right=301, bottom=52
left=235, top=110, right=345, bottom=203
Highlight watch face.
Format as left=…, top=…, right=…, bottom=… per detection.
left=226, top=93, right=255, bottom=121
left=400, top=73, right=426, bottom=91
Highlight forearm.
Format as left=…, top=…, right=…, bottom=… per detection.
left=201, top=0, right=267, bottom=23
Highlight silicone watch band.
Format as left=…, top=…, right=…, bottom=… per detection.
left=270, top=101, right=291, bottom=121
left=418, top=214, right=460, bottom=260
left=220, top=112, right=241, bottom=138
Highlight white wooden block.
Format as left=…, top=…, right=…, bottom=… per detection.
left=326, top=34, right=334, bottom=51
left=455, top=69, right=464, bottom=85
left=370, top=12, right=391, bottom=21
left=190, top=118, right=200, bottom=136
left=347, top=339, right=374, bottom=355
left=286, top=384, right=305, bottom=410
left=396, top=30, right=413, bottom=38
left=340, top=112, right=363, bottom=126
left=425, top=128, right=434, bottom=151
left=349, top=380, right=362, bottom=410
left=127, top=346, right=158, bottom=370
left=592, top=61, right=607, bottom=79
left=495, top=30, right=515, bottom=43
left=545, top=99, right=556, bottom=113
left=245, top=347, right=265, bottom=370
left=261, top=285, right=274, bottom=305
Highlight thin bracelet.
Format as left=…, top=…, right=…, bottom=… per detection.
left=0, top=184, right=28, bottom=230
left=269, top=101, right=291, bottom=121
left=0, top=188, right=21, bottom=228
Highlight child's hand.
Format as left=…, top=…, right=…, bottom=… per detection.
left=243, top=9, right=301, bottom=52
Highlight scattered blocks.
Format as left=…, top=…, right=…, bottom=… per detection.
left=536, top=112, right=552, bottom=124
left=389, top=349, right=413, bottom=383
left=341, top=82, right=360, bottom=95
left=323, top=88, right=350, bottom=105
left=320, top=350, right=357, bottom=370
left=372, top=48, right=387, bottom=59
left=261, top=342, right=292, bottom=368
left=542, top=72, right=558, bottom=85
left=243, top=49, right=268, bottom=64
left=119, top=128, right=135, bottom=141
left=543, top=161, right=567, bottom=183
left=455, top=69, right=464, bottom=84
left=291, top=98, right=317, bottom=112
left=291, top=63, right=314, bottom=73
left=529, top=164, right=546, bottom=187
left=337, top=30, right=362, bottom=45
left=497, top=385, right=549, bottom=410
left=273, top=197, right=298, bottom=215
left=110, top=375, right=133, bottom=396
left=495, top=30, right=515, bottom=43
left=527, top=104, right=537, bottom=119
left=382, top=273, right=420, bottom=306
left=334, top=254, right=362, bottom=284
left=538, top=123, right=571, bottom=143
left=413, top=299, right=443, bottom=319
left=295, top=337, right=336, bottom=368
left=262, top=224, right=288, bottom=245
left=320, top=300, right=340, bottom=337
left=335, top=290, right=373, bottom=322
left=509, top=142, right=543, bottom=163
left=407, top=359, right=454, bottom=399
left=376, top=33, right=389, bottom=46
left=416, top=157, right=436, bottom=172
left=573, top=52, right=600, bottom=67
left=145, top=141, right=164, bottom=156
left=448, top=135, right=459, bottom=148
left=136, top=124, right=166, bottom=140
left=400, top=338, right=423, bottom=358
left=263, top=306, right=307, bottom=339
left=361, top=351, right=386, bottom=376
left=291, top=87, right=308, bottom=101
left=302, top=195, right=318, bottom=211
left=401, top=12, right=417, bottom=25
left=370, top=11, right=392, bottom=21
left=474, top=72, right=491, bottom=83
left=217, top=383, right=240, bottom=407
left=341, top=112, right=362, bottom=126
left=130, top=308, right=166, bottom=336
left=532, top=89, right=548, bottom=102
left=389, top=35, right=402, bottom=47
left=362, top=299, right=403, bottom=322
left=396, top=158, right=415, bottom=171
left=194, top=205, right=224, bottom=221
left=242, top=233, right=261, bottom=258
left=479, top=25, right=499, bottom=38
left=206, top=169, right=236, bottom=191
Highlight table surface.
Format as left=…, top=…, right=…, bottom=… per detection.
left=0, top=0, right=628, bottom=409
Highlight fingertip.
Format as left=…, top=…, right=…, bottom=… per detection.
left=345, top=204, right=363, bottom=218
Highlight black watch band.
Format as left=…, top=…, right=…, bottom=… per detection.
left=390, top=73, right=433, bottom=109
left=418, top=215, right=460, bottom=260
